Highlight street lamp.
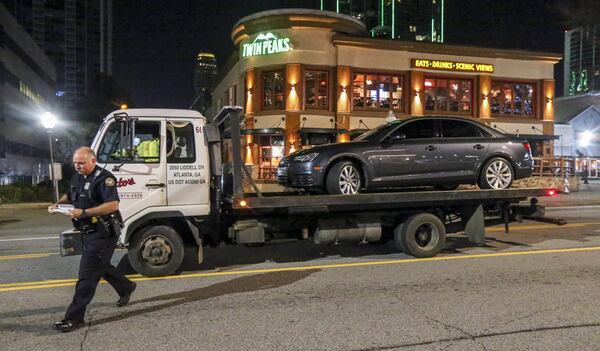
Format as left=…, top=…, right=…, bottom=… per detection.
left=41, top=112, right=59, bottom=202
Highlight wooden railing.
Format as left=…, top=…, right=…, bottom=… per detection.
left=531, top=157, right=576, bottom=177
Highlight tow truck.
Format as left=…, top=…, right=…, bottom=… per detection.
left=62, top=107, right=564, bottom=277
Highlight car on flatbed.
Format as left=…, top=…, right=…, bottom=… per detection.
left=278, top=116, right=533, bottom=195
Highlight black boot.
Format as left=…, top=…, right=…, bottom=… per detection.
left=116, top=282, right=137, bottom=307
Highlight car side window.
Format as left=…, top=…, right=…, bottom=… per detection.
left=392, top=119, right=435, bottom=139
left=440, top=120, right=483, bottom=138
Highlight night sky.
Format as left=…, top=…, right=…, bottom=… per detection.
left=113, top=0, right=569, bottom=109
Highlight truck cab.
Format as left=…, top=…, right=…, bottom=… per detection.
left=90, top=109, right=212, bottom=276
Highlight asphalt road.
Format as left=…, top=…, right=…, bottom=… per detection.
left=1, top=207, right=600, bottom=350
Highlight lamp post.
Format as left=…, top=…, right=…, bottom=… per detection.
left=41, top=112, right=59, bottom=202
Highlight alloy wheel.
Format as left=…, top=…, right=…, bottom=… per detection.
left=485, top=160, right=512, bottom=189
left=338, top=164, right=360, bottom=195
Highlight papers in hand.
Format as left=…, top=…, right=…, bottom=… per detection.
left=50, top=204, right=74, bottom=215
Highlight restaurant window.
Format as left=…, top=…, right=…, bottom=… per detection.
left=352, top=73, right=404, bottom=111
left=258, top=135, right=284, bottom=179
left=304, top=70, right=329, bottom=109
left=424, top=78, right=472, bottom=114
left=263, top=70, right=284, bottom=109
left=490, top=82, right=535, bottom=117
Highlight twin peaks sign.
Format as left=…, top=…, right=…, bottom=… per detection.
left=241, top=32, right=292, bottom=58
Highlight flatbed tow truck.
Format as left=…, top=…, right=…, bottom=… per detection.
left=62, top=107, right=564, bottom=277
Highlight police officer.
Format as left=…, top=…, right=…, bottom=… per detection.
left=49, top=147, right=136, bottom=332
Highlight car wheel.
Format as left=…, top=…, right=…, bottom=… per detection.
left=128, top=225, right=184, bottom=277
left=326, top=161, right=362, bottom=195
left=479, top=157, right=514, bottom=190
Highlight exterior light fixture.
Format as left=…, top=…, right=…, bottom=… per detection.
left=482, top=93, right=488, bottom=101
left=414, top=89, right=420, bottom=97
left=580, top=130, right=593, bottom=147
left=40, top=111, right=59, bottom=202
left=546, top=96, right=553, bottom=103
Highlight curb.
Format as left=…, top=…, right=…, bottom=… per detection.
left=0, top=202, right=52, bottom=210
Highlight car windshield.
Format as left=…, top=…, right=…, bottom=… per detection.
left=353, top=121, right=403, bottom=141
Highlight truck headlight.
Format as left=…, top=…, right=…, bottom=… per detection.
left=293, top=152, right=319, bottom=162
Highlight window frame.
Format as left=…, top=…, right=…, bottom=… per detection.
left=96, top=119, right=162, bottom=164
left=423, top=75, right=474, bottom=116
left=490, top=79, right=537, bottom=118
left=303, top=69, right=330, bottom=110
left=439, top=119, right=487, bottom=138
left=351, top=71, right=406, bottom=112
left=261, top=69, right=286, bottom=110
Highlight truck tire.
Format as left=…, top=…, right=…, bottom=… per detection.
left=393, top=223, right=407, bottom=253
left=128, top=225, right=185, bottom=277
left=400, top=213, right=446, bottom=258
left=326, top=161, right=361, bottom=195
left=478, top=157, right=514, bottom=189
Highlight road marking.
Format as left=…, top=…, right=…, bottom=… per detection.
left=0, top=253, right=56, bottom=260
left=486, top=222, right=600, bottom=232
left=0, top=236, right=59, bottom=242
left=2, top=245, right=600, bottom=293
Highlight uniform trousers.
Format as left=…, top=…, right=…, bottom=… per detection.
left=65, top=230, right=133, bottom=321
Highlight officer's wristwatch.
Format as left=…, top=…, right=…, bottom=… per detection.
left=81, top=209, right=88, bottom=218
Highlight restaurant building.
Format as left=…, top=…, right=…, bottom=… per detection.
left=211, top=9, right=561, bottom=180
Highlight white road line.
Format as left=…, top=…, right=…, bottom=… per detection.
left=0, top=236, right=59, bottom=242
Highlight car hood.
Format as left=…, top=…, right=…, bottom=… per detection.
left=287, top=141, right=370, bottom=159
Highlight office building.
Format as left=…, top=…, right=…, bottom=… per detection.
left=192, top=52, right=218, bottom=114
left=564, top=24, right=600, bottom=96
left=318, top=0, right=444, bottom=42
left=0, top=2, right=57, bottom=183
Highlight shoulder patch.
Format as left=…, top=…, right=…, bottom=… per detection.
left=105, top=177, right=116, bottom=187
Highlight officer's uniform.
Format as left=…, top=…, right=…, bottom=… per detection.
left=64, top=166, right=134, bottom=322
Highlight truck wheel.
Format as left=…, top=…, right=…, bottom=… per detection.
left=393, top=223, right=407, bottom=253
left=400, top=213, right=446, bottom=258
left=128, top=225, right=185, bottom=277
left=478, top=157, right=514, bottom=189
left=326, top=161, right=361, bottom=195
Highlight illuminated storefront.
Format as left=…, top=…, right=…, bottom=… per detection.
left=212, top=9, right=561, bottom=180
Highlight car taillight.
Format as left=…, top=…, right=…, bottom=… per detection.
left=522, top=142, right=531, bottom=154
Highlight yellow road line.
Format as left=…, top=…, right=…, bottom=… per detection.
left=0, top=253, right=56, bottom=260
left=0, top=274, right=144, bottom=288
left=3, top=245, right=600, bottom=293
left=486, top=222, right=600, bottom=232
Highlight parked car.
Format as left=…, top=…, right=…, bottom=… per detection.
left=277, top=116, right=533, bottom=194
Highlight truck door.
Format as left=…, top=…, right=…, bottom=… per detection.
left=166, top=119, right=209, bottom=206
left=95, top=118, right=166, bottom=220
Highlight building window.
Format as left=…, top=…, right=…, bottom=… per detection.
left=304, top=70, right=329, bottom=109
left=490, top=81, right=535, bottom=117
left=258, top=135, right=284, bottom=179
left=424, top=78, right=472, bottom=114
left=352, top=73, right=404, bottom=111
left=262, top=70, right=284, bottom=109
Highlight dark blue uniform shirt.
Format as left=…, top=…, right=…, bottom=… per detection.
left=69, top=166, right=119, bottom=229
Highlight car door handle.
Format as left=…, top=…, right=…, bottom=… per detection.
left=145, top=183, right=165, bottom=188
left=473, top=144, right=485, bottom=150
left=425, top=145, right=437, bottom=151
